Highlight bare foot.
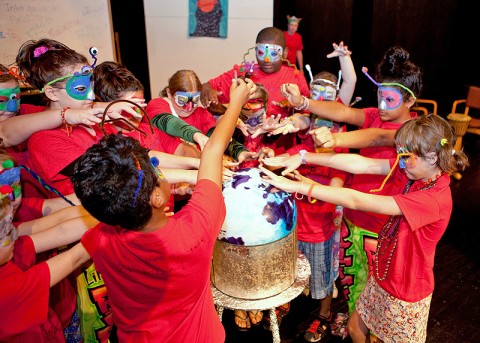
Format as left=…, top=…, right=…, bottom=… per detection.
left=234, top=310, right=251, bottom=331
left=248, top=310, right=264, bottom=326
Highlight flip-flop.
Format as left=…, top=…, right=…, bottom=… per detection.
left=234, top=310, right=251, bottom=331
left=263, top=303, right=290, bottom=331
left=248, top=310, right=264, bottom=326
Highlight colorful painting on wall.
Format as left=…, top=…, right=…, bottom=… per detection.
left=189, top=0, right=228, bottom=38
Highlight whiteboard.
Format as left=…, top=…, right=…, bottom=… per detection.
left=0, top=0, right=115, bottom=66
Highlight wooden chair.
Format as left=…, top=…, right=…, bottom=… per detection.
left=446, top=86, right=480, bottom=179
left=412, top=99, right=438, bottom=116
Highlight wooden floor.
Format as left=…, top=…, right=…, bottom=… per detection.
left=224, top=133, right=480, bottom=343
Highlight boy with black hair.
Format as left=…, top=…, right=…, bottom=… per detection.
left=71, top=78, right=255, bottom=342
left=201, top=26, right=310, bottom=158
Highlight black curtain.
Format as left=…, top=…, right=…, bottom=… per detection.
left=274, top=0, right=480, bottom=116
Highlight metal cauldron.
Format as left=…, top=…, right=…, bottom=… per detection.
left=211, top=227, right=297, bottom=300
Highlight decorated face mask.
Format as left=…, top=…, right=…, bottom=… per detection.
left=362, top=66, right=416, bottom=111
left=66, top=71, right=94, bottom=100
left=0, top=203, right=17, bottom=247
left=378, top=86, right=403, bottom=110
left=242, top=98, right=265, bottom=111
left=174, top=91, right=201, bottom=111
left=0, top=86, right=21, bottom=112
left=43, top=66, right=94, bottom=101
left=255, top=43, right=283, bottom=63
left=396, top=146, right=417, bottom=169
left=0, top=166, right=21, bottom=200
left=310, top=83, right=337, bottom=101
left=240, top=100, right=266, bottom=133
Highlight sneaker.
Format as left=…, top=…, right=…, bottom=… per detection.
left=304, top=316, right=330, bottom=342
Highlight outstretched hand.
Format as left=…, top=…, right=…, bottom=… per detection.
left=309, top=126, right=336, bottom=148
left=250, top=113, right=285, bottom=138
left=230, top=77, right=257, bottom=105
left=269, top=118, right=300, bottom=136
left=63, top=108, right=104, bottom=126
left=272, top=99, right=291, bottom=108
left=261, top=153, right=302, bottom=175
left=326, top=41, right=352, bottom=59
left=201, top=81, right=220, bottom=107
left=258, top=165, right=299, bottom=194
left=280, top=83, right=303, bottom=108
left=104, top=98, right=146, bottom=120
left=193, top=132, right=209, bottom=151
left=236, top=118, right=250, bottom=136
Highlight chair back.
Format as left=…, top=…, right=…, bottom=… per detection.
left=466, top=86, right=480, bottom=109
left=412, top=99, right=438, bottom=116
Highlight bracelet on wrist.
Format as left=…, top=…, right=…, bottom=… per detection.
left=61, top=107, right=72, bottom=137
left=294, top=181, right=304, bottom=200
left=294, top=96, right=309, bottom=111
left=307, top=183, right=317, bottom=204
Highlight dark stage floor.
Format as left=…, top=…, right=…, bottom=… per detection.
left=224, top=133, right=480, bottom=343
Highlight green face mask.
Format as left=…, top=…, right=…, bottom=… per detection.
left=0, top=86, right=20, bottom=112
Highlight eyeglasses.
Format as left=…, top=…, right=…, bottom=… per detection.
left=174, top=91, right=201, bottom=108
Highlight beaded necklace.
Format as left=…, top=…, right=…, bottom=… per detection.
left=374, top=175, right=441, bottom=281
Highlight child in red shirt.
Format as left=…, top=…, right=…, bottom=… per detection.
left=283, top=15, right=304, bottom=71
left=261, top=114, right=469, bottom=343
left=279, top=46, right=424, bottom=315
left=0, top=180, right=91, bottom=342
left=202, top=26, right=310, bottom=157
left=70, top=78, right=255, bottom=342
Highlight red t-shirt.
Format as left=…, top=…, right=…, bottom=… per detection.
left=81, top=179, right=225, bottom=343
left=287, top=145, right=346, bottom=243
left=343, top=108, right=418, bottom=233
left=121, top=120, right=181, bottom=154
left=7, top=104, right=51, bottom=199
left=14, top=196, right=45, bottom=224
left=146, top=97, right=217, bottom=135
left=210, top=65, right=310, bottom=161
left=27, top=124, right=117, bottom=196
left=376, top=171, right=451, bottom=302
left=0, top=236, right=65, bottom=342
left=209, top=65, right=310, bottom=119
left=283, top=31, right=303, bottom=65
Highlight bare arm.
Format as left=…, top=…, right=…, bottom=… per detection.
left=17, top=205, right=91, bottom=236
left=263, top=151, right=391, bottom=176
left=260, top=166, right=401, bottom=216
left=148, top=150, right=200, bottom=170
left=326, top=41, right=357, bottom=105
left=173, top=141, right=202, bottom=159
left=30, top=215, right=99, bottom=253
left=337, top=53, right=357, bottom=105
left=198, top=78, right=255, bottom=187
left=296, top=50, right=304, bottom=71
left=41, top=193, right=81, bottom=216
left=46, top=243, right=91, bottom=287
left=280, top=83, right=365, bottom=126
left=161, top=168, right=198, bottom=185
left=0, top=106, right=108, bottom=147
left=311, top=126, right=396, bottom=149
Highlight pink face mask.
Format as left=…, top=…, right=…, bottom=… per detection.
left=377, top=86, right=403, bottom=110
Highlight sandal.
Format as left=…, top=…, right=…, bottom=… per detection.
left=303, top=314, right=331, bottom=342
left=248, top=310, right=264, bottom=326
left=263, top=303, right=291, bottom=331
left=234, top=310, right=251, bottom=331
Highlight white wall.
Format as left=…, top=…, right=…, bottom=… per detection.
left=0, top=0, right=115, bottom=66
left=143, top=1, right=273, bottom=99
